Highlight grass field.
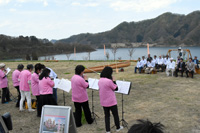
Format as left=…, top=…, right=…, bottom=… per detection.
left=1, top=61, right=200, bottom=133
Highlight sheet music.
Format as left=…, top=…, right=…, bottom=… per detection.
left=6, top=68, right=11, bottom=75
left=88, top=78, right=99, bottom=90
left=53, top=78, right=60, bottom=88
left=115, top=80, right=131, bottom=95
left=57, top=78, right=71, bottom=93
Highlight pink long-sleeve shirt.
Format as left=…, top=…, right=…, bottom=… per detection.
left=0, top=70, right=8, bottom=88
left=71, top=75, right=89, bottom=103
left=31, top=73, right=40, bottom=96
left=98, top=78, right=118, bottom=107
left=12, top=69, right=20, bottom=87
left=39, top=77, right=54, bottom=95
left=19, top=70, right=32, bottom=91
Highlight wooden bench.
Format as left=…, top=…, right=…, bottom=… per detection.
left=151, top=70, right=157, bottom=74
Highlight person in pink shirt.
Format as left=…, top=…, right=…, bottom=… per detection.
left=19, top=64, right=34, bottom=112
left=71, top=65, right=93, bottom=127
left=31, top=63, right=45, bottom=117
left=0, top=63, right=10, bottom=104
left=38, top=68, right=57, bottom=117
left=12, top=64, right=24, bottom=107
left=98, top=67, right=123, bottom=133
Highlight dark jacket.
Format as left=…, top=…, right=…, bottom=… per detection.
left=177, top=62, right=185, bottom=70
left=193, top=59, right=199, bottom=65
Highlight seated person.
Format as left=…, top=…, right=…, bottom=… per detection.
left=135, top=57, right=143, bottom=73
left=175, top=58, right=185, bottom=77
left=193, top=56, right=199, bottom=69
left=186, top=58, right=195, bottom=78
left=128, top=119, right=164, bottom=133
left=145, top=60, right=155, bottom=74
left=147, top=54, right=153, bottom=62
left=164, top=55, right=170, bottom=69
left=141, top=56, right=147, bottom=68
left=166, top=58, right=175, bottom=76
left=157, top=56, right=164, bottom=72
left=152, top=55, right=158, bottom=69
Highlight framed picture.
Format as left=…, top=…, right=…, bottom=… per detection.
left=39, top=105, right=76, bottom=133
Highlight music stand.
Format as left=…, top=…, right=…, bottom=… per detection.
left=91, top=89, right=99, bottom=124
left=88, top=78, right=100, bottom=124
left=63, top=91, right=66, bottom=106
left=113, top=80, right=132, bottom=129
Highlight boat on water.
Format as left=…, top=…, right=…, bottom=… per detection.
left=84, top=61, right=131, bottom=73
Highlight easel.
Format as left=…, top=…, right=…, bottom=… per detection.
left=91, top=89, right=99, bottom=124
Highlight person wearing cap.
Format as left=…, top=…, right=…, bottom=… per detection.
left=166, top=58, right=175, bottom=76
left=175, top=58, right=185, bottom=77
left=0, top=63, right=11, bottom=104
left=19, top=64, right=35, bottom=112
left=12, top=64, right=24, bottom=107
left=186, top=58, right=195, bottom=78
left=71, top=65, right=93, bottom=127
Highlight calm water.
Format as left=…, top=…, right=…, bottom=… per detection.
left=39, top=46, right=200, bottom=60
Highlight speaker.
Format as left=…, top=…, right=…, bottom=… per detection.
left=2, top=112, right=12, bottom=130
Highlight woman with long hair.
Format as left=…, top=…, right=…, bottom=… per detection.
left=38, top=68, right=57, bottom=116
left=71, top=65, right=93, bottom=127
left=98, top=66, right=123, bottom=133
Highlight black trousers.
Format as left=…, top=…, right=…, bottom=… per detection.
left=38, top=94, right=57, bottom=117
left=36, top=96, right=40, bottom=117
left=157, top=64, right=164, bottom=71
left=1, top=87, right=10, bottom=103
left=15, top=86, right=21, bottom=107
left=74, top=101, right=93, bottom=127
left=186, top=70, right=194, bottom=77
left=103, top=105, right=120, bottom=132
left=175, top=69, right=184, bottom=76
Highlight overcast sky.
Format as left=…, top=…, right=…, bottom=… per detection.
left=0, top=0, right=199, bottom=40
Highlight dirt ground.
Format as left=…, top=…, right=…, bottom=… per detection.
left=1, top=61, right=200, bottom=133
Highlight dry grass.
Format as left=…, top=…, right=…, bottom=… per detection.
left=1, top=61, right=200, bottom=133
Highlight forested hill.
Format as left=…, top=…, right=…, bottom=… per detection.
left=58, top=11, right=200, bottom=47
left=0, top=35, right=94, bottom=60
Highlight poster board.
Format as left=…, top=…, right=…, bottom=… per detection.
left=115, top=80, right=132, bottom=95
left=88, top=78, right=99, bottom=90
left=39, top=105, right=77, bottom=133
left=0, top=116, right=8, bottom=133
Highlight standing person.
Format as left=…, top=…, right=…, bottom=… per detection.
left=38, top=68, right=57, bottom=117
left=71, top=65, right=93, bottom=127
left=31, top=63, right=45, bottom=117
left=0, top=63, right=11, bottom=104
left=98, top=67, right=123, bottom=133
left=135, top=57, right=143, bottom=73
left=46, top=67, right=58, bottom=103
left=186, top=58, right=195, bottom=78
left=175, top=58, right=185, bottom=77
left=193, top=56, right=199, bottom=69
left=147, top=54, right=153, bottom=62
left=12, top=64, right=24, bottom=107
left=19, top=64, right=34, bottom=112
left=166, top=58, right=175, bottom=76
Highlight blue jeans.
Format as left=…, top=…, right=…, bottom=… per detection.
left=53, top=88, right=57, bottom=103
left=135, top=67, right=143, bottom=73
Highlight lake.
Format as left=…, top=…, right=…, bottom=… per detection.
left=39, top=46, right=200, bottom=60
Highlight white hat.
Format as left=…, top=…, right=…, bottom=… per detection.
left=0, top=63, right=6, bottom=68
left=170, top=58, right=173, bottom=60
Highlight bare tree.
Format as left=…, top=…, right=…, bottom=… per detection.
left=106, top=52, right=109, bottom=60
left=66, top=53, right=71, bottom=60
left=88, top=52, right=91, bottom=61
left=111, top=46, right=118, bottom=61
left=128, top=48, right=135, bottom=60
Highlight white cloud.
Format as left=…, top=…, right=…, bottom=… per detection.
left=0, top=21, right=11, bottom=28
left=9, top=8, right=17, bottom=12
left=43, top=0, right=48, bottom=6
left=0, top=0, right=10, bottom=5
left=109, top=0, right=179, bottom=12
left=71, top=1, right=99, bottom=7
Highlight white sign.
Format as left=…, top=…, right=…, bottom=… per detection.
left=53, top=79, right=60, bottom=88
left=6, top=68, right=11, bottom=75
